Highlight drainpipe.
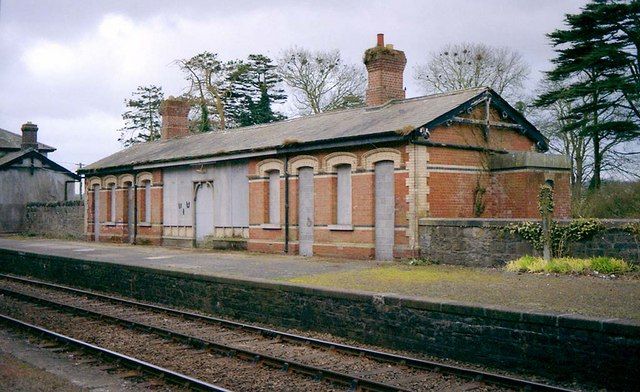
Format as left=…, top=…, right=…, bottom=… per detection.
left=133, top=171, right=138, bottom=245
left=284, top=155, right=290, bottom=254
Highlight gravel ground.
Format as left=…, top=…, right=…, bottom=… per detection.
left=0, top=296, right=346, bottom=392
left=0, top=280, right=515, bottom=392
left=0, top=351, right=85, bottom=392
left=0, top=327, right=170, bottom=392
left=1, top=276, right=587, bottom=391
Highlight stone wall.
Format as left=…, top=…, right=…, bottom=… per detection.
left=0, top=164, right=78, bottom=233
left=0, top=248, right=637, bottom=390
left=419, top=218, right=640, bottom=266
left=22, top=200, right=84, bottom=240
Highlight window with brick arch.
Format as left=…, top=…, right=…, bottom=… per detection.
left=142, top=180, right=151, bottom=223
left=336, top=164, right=352, bottom=225
left=109, top=183, right=116, bottom=223
left=268, top=170, right=280, bottom=225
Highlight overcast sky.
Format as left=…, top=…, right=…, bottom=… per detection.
left=0, top=0, right=587, bottom=171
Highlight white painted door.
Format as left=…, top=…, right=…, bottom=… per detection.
left=298, top=167, right=314, bottom=256
left=195, top=183, right=214, bottom=241
left=375, top=161, right=395, bottom=260
left=93, top=184, right=100, bottom=242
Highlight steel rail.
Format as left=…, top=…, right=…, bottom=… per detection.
left=0, top=273, right=575, bottom=392
left=0, top=313, right=232, bottom=392
left=0, top=285, right=410, bottom=392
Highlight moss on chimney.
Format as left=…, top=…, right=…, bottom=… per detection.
left=364, top=46, right=404, bottom=65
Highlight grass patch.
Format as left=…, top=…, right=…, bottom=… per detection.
left=288, top=265, right=501, bottom=292
left=506, top=255, right=632, bottom=275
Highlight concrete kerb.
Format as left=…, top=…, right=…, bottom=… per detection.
left=0, top=247, right=638, bottom=338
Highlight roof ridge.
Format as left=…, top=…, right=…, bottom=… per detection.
left=157, top=87, right=491, bottom=143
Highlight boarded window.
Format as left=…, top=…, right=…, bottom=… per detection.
left=268, top=170, right=280, bottom=225
left=143, top=180, right=151, bottom=223
left=336, top=164, right=352, bottom=225
left=110, top=183, right=116, bottom=222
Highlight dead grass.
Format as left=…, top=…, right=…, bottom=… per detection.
left=286, top=264, right=640, bottom=321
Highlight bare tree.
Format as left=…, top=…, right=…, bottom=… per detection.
left=176, top=52, right=237, bottom=131
left=413, top=43, right=529, bottom=100
left=277, top=47, right=366, bottom=114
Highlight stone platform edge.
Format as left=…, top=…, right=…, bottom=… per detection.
left=0, top=247, right=637, bottom=338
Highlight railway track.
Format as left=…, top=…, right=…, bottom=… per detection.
left=0, top=273, right=575, bottom=392
left=0, top=313, right=228, bottom=391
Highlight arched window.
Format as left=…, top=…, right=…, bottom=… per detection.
left=268, top=170, right=280, bottom=225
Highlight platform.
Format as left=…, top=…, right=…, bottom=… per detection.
left=0, top=237, right=371, bottom=280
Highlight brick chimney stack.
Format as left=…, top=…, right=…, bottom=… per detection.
left=363, top=33, right=407, bottom=106
left=160, top=97, right=191, bottom=140
left=21, top=122, right=39, bottom=150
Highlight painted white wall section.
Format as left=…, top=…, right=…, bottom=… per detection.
left=163, top=160, right=249, bottom=239
left=268, top=170, right=280, bottom=225
left=375, top=160, right=395, bottom=260
left=336, top=164, right=352, bottom=225
left=298, top=167, right=314, bottom=256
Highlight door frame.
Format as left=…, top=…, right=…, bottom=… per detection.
left=193, top=180, right=214, bottom=245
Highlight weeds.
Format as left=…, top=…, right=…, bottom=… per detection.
left=506, top=255, right=632, bottom=275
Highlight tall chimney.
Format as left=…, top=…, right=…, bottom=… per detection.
left=21, top=122, right=39, bottom=150
left=159, top=97, right=191, bottom=140
left=363, top=33, right=407, bottom=106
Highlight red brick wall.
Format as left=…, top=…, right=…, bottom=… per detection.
left=84, top=169, right=163, bottom=245
left=247, top=144, right=411, bottom=259
left=485, top=171, right=571, bottom=219
left=425, top=106, right=570, bottom=220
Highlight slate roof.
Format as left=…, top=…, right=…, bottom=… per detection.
left=0, top=148, right=80, bottom=179
left=0, top=151, right=26, bottom=167
left=80, top=87, right=546, bottom=174
left=0, top=127, right=55, bottom=152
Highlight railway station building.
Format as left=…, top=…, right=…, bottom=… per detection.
left=79, top=34, right=571, bottom=260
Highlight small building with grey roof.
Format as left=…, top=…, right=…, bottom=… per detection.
left=79, top=35, right=571, bottom=260
left=0, top=123, right=80, bottom=233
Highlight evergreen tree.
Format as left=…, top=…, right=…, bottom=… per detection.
left=229, top=54, right=286, bottom=126
left=117, top=85, right=164, bottom=146
left=535, top=0, right=640, bottom=189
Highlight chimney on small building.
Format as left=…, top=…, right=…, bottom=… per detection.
left=159, top=97, right=191, bottom=140
left=363, top=33, right=407, bottom=106
left=21, top=122, right=39, bottom=150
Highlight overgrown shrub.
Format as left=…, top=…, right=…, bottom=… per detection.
left=26, top=200, right=83, bottom=208
left=573, top=181, right=640, bottom=218
left=504, top=218, right=604, bottom=257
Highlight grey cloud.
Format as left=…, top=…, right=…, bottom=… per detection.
left=0, top=0, right=587, bottom=171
